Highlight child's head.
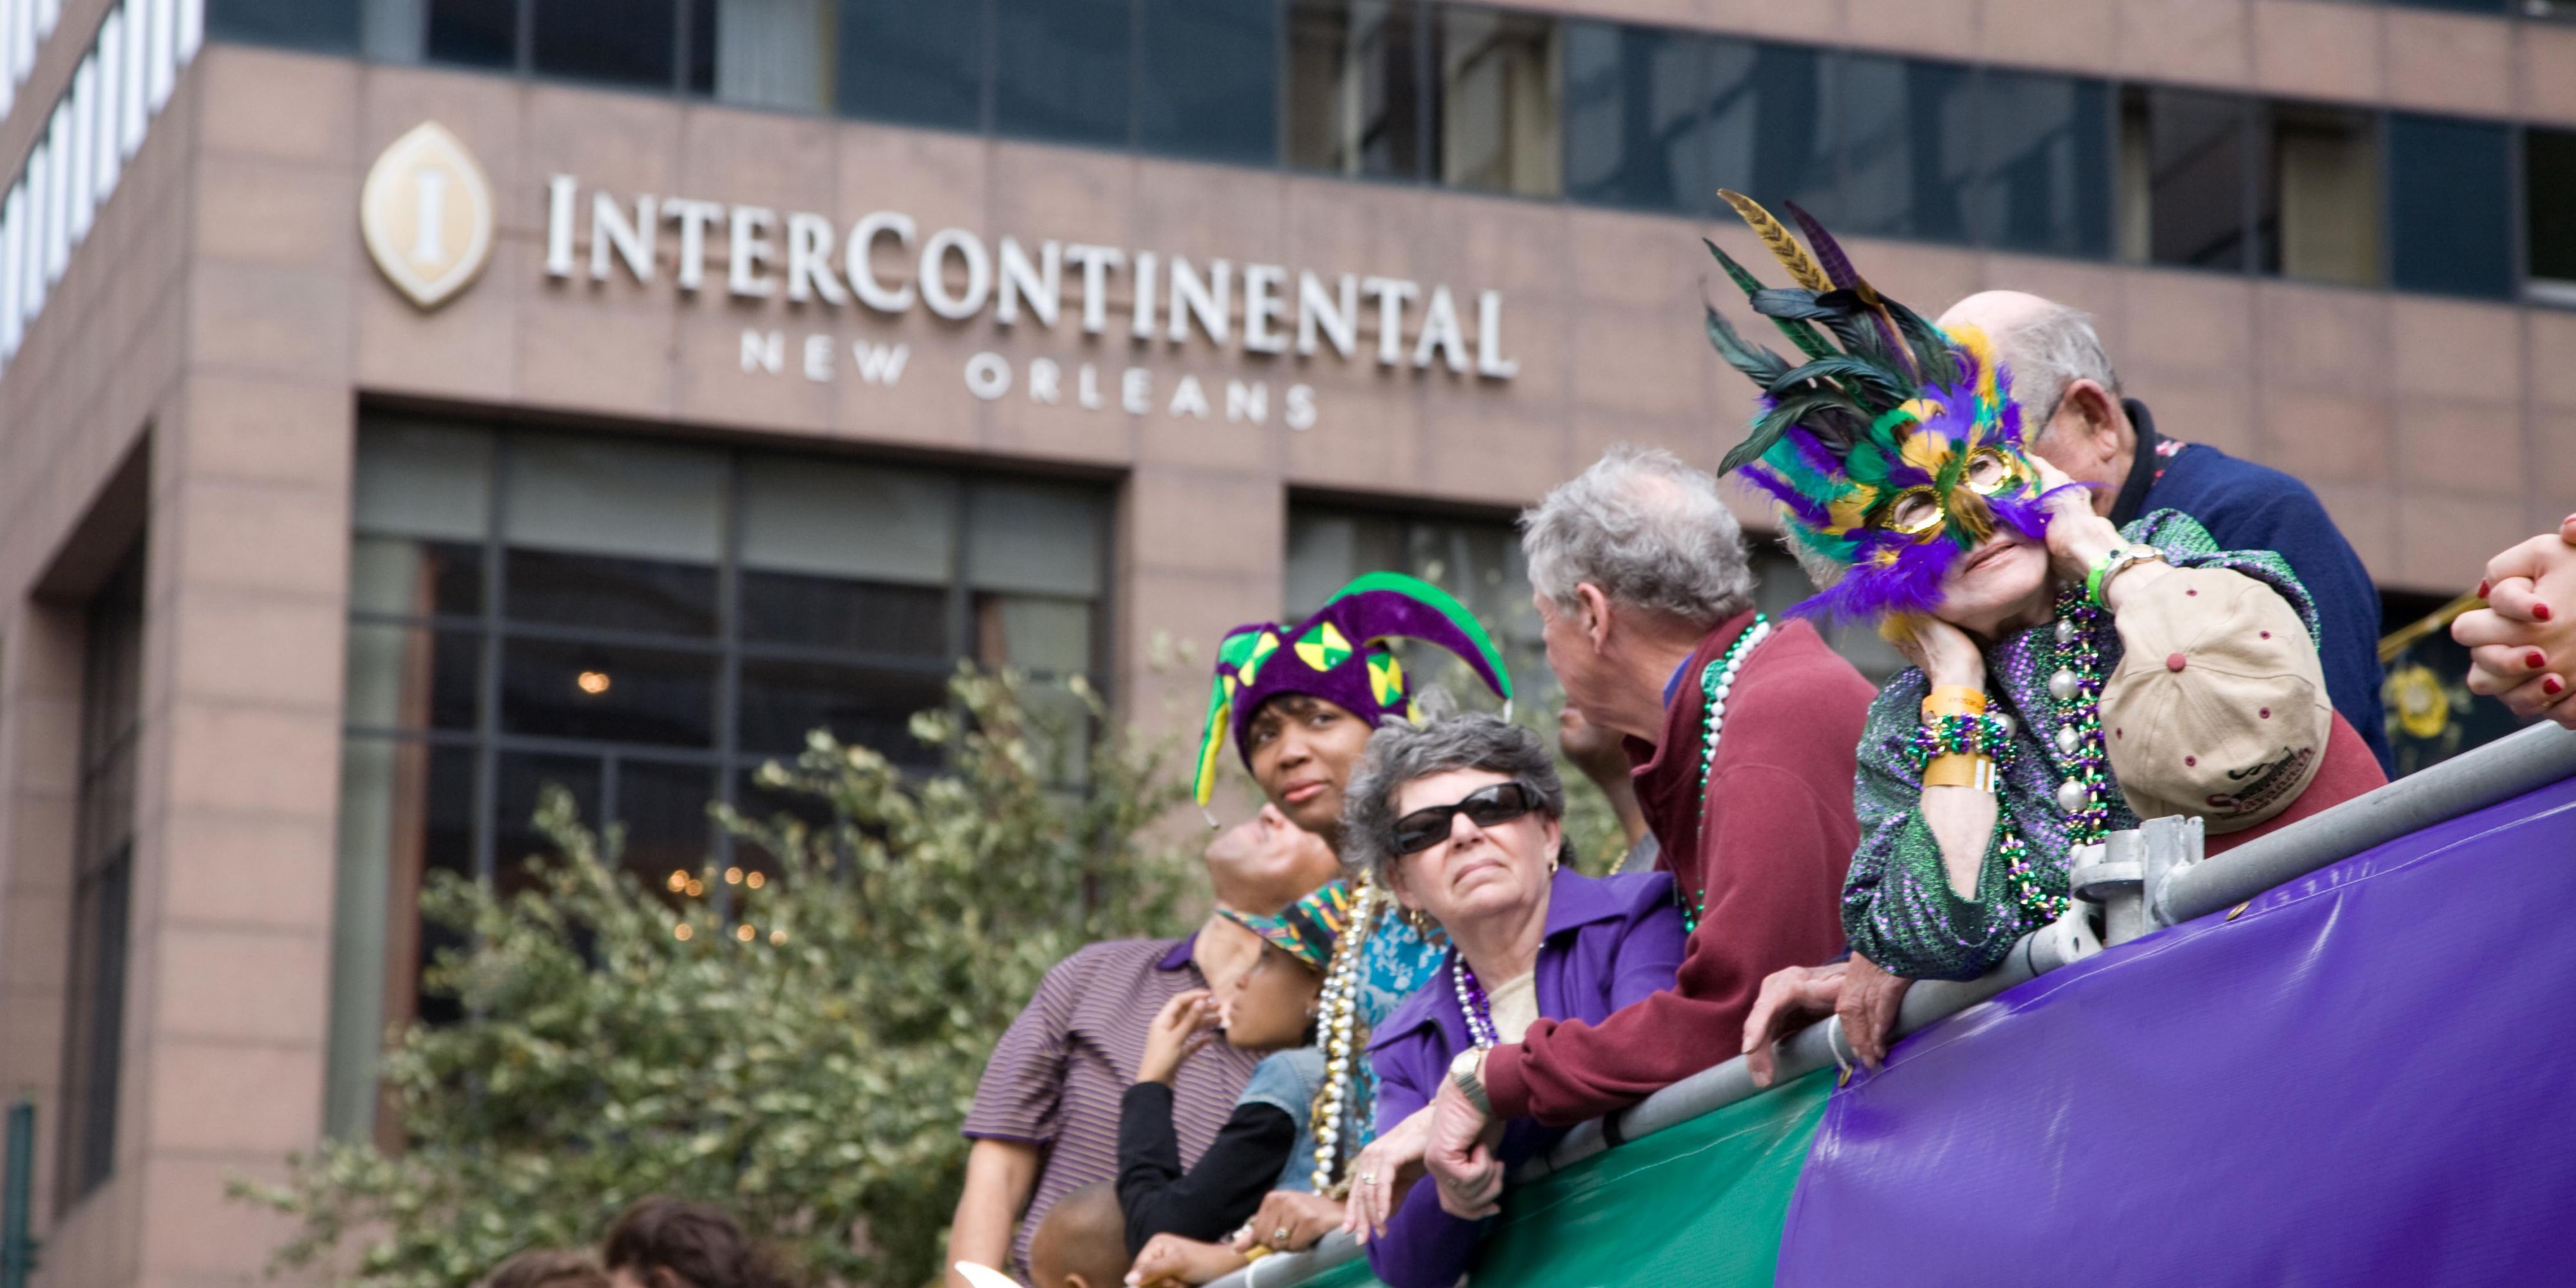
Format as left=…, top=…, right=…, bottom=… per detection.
left=1027, top=1182, right=1127, bottom=1288
left=601, top=1198, right=790, bottom=1288
left=483, top=1249, right=610, bottom=1288
left=1215, top=880, right=1351, bottom=1051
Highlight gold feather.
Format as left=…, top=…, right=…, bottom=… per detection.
left=1717, top=189, right=1832, bottom=294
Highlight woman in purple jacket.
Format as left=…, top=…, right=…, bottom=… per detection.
left=1338, top=708, right=1687, bottom=1288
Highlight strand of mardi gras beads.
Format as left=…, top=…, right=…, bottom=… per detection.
left=1308, top=880, right=1375, bottom=1195
left=1671, top=615, right=1770, bottom=927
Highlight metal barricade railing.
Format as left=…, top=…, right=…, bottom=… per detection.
left=1210, top=723, right=2576, bottom=1288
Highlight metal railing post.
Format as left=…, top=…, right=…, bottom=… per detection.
left=1, top=1097, right=39, bottom=1288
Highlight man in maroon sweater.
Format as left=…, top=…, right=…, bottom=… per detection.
left=1420, top=445, right=1875, bottom=1207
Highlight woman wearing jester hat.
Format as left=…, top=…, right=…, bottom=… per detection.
left=1698, top=193, right=2387, bottom=1072
left=1186, top=573, right=1517, bottom=1237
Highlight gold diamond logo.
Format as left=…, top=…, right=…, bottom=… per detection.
left=360, top=122, right=493, bottom=310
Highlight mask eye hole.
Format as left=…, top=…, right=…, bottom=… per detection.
left=1964, top=447, right=2029, bottom=497
left=1881, top=488, right=1945, bottom=538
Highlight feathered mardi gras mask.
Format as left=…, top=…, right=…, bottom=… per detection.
left=1192, top=572, right=1513, bottom=807
left=1701, top=191, right=2081, bottom=622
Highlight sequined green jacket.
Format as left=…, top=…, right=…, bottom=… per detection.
left=1841, top=511, right=2320, bottom=981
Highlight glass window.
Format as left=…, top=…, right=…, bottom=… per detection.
left=1709, top=41, right=1835, bottom=221
left=2528, top=128, right=2576, bottom=300
left=531, top=0, right=677, bottom=89
left=1434, top=6, right=1560, bottom=197
left=1838, top=54, right=1973, bottom=245
left=2259, top=102, right=2380, bottom=286
left=1562, top=21, right=1709, bottom=213
left=1287, top=0, right=1429, bottom=181
left=325, top=421, right=1116, bottom=1138
left=834, top=0, right=983, bottom=130
left=700, top=0, right=833, bottom=111
left=2123, top=86, right=2251, bottom=270
left=2386, top=0, right=2508, bottom=10
left=59, top=545, right=144, bottom=1204
left=991, top=0, right=1130, bottom=147
left=2387, top=112, right=2514, bottom=299
left=1137, top=0, right=1279, bottom=166
left=424, top=0, right=516, bottom=70
left=1973, top=69, right=2110, bottom=258
left=206, top=0, right=362, bottom=52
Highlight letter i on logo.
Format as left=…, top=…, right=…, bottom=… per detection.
left=361, top=122, right=495, bottom=311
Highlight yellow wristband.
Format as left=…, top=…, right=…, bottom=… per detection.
left=1922, top=686, right=1987, bottom=720
left=1922, top=753, right=1993, bottom=790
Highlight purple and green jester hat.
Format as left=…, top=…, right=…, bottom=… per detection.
left=1192, top=572, right=1513, bottom=808
left=1700, top=190, right=2083, bottom=623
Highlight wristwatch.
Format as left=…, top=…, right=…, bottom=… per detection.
left=1448, top=1047, right=1493, bottom=1115
left=2086, top=543, right=2167, bottom=609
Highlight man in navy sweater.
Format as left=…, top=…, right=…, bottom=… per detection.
left=1942, top=291, right=2393, bottom=772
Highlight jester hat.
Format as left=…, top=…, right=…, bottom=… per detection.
left=1700, top=190, right=2081, bottom=622
left=1218, top=878, right=1355, bottom=972
left=1192, top=572, right=1513, bottom=806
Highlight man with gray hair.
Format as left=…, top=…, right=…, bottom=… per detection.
left=1417, top=444, right=1875, bottom=1169
left=1940, top=290, right=2390, bottom=770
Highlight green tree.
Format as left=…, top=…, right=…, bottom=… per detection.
left=232, top=670, right=1191, bottom=1288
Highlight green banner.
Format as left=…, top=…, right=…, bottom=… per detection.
left=1303, top=1071, right=1832, bottom=1288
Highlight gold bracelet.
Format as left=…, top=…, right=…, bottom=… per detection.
left=1922, top=753, right=1994, bottom=791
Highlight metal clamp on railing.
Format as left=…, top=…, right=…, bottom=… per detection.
left=2076, top=816, right=2203, bottom=947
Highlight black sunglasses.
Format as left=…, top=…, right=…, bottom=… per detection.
left=1391, top=781, right=1544, bottom=857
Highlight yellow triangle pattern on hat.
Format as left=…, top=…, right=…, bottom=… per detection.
left=1367, top=651, right=1405, bottom=708
left=1238, top=631, right=1280, bottom=684
left=1294, top=621, right=1353, bottom=672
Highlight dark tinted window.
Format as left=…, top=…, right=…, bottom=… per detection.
left=504, top=549, right=719, bottom=637
left=2386, top=0, right=2509, bottom=10
left=2387, top=113, right=2514, bottom=299
left=1433, top=6, right=1561, bottom=196
left=2126, top=86, right=2251, bottom=270
left=426, top=0, right=518, bottom=69
left=500, top=638, right=719, bottom=746
left=1561, top=21, right=1709, bottom=212
left=206, top=0, right=362, bottom=52
left=531, top=0, right=678, bottom=88
left=2257, top=102, right=2380, bottom=285
left=1839, top=55, right=1973, bottom=244
left=835, top=0, right=985, bottom=129
left=1975, top=69, right=2109, bottom=257
left=2530, top=128, right=2576, bottom=288
left=1138, top=0, right=1280, bottom=164
left=1712, top=41, right=1835, bottom=221
left=992, top=0, right=1132, bottom=146
left=1287, top=0, right=1430, bottom=180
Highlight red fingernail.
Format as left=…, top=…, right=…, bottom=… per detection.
left=2478, top=580, right=2492, bottom=599
left=2548, top=676, right=2566, bottom=696
left=2531, top=650, right=2551, bottom=670
left=2538, top=603, right=2555, bottom=622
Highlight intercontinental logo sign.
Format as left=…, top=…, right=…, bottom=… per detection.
left=362, top=123, right=1517, bottom=430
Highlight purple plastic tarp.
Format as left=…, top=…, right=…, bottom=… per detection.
left=1777, top=774, right=2576, bottom=1288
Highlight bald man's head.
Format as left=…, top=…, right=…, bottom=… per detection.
left=1027, top=1183, right=1128, bottom=1288
left=1938, top=290, right=2130, bottom=513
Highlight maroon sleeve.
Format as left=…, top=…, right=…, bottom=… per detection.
left=1484, top=762, right=1855, bottom=1126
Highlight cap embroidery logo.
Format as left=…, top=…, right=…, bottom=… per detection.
left=2205, top=745, right=2314, bottom=817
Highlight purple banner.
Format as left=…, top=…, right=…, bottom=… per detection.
left=1778, top=773, right=2576, bottom=1288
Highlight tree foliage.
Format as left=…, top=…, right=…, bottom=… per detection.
left=232, top=670, right=1193, bottom=1288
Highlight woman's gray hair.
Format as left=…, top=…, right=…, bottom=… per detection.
left=1341, top=701, right=1569, bottom=887
left=1994, top=303, right=2121, bottom=439
left=1520, top=444, right=1754, bottom=632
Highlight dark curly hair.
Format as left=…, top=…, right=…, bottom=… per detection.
left=601, top=1199, right=795, bottom=1288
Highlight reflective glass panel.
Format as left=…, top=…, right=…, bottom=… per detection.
left=2258, top=102, right=2380, bottom=285
left=206, top=0, right=362, bottom=52
left=344, top=623, right=481, bottom=731
left=504, top=549, right=719, bottom=638
left=1973, top=69, right=2110, bottom=258
left=500, top=637, right=718, bottom=746
left=702, top=0, right=833, bottom=110
left=531, top=0, right=677, bottom=88
left=1434, top=6, right=1560, bottom=196
left=835, top=0, right=983, bottom=129
left=992, top=0, right=1130, bottom=146
left=736, top=658, right=949, bottom=767
left=2529, top=129, right=2576, bottom=291
left=741, top=573, right=949, bottom=656
left=1560, top=21, right=1704, bottom=211
left=2387, top=112, right=2514, bottom=299
left=1287, top=0, right=1428, bottom=180
left=1138, top=0, right=1279, bottom=165
left=350, top=535, right=483, bottom=620
left=1838, top=54, right=1972, bottom=244
left=2125, top=87, right=2251, bottom=270
left=1709, top=41, right=1835, bottom=221
left=424, top=0, right=515, bottom=69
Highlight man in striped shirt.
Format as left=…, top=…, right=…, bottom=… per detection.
left=947, top=806, right=1340, bottom=1287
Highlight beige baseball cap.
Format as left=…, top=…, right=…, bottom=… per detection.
left=2097, top=565, right=2333, bottom=834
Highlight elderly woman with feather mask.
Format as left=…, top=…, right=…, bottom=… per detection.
left=1700, top=194, right=2387, bottom=1077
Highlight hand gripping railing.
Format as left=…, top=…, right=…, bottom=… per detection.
left=1208, top=723, right=2576, bottom=1288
